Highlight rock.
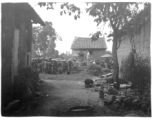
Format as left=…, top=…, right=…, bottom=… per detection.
left=104, top=93, right=112, bottom=101
left=113, top=99, right=121, bottom=105
left=147, top=107, right=151, bottom=113
left=136, top=102, right=142, bottom=109
left=94, top=86, right=100, bottom=92
left=141, top=104, right=148, bottom=112
left=132, top=98, right=140, bottom=110
left=111, top=104, right=119, bottom=110
left=113, top=99, right=122, bottom=110
left=111, top=95, right=117, bottom=103
left=93, top=77, right=102, bottom=85
left=127, top=88, right=132, bottom=93
left=132, top=99, right=140, bottom=106
left=107, top=87, right=118, bottom=95
left=123, top=97, right=133, bottom=107
left=106, top=76, right=113, bottom=83
left=145, top=98, right=150, bottom=106
left=104, top=100, right=111, bottom=106
left=104, top=94, right=116, bottom=105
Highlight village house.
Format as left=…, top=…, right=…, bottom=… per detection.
left=71, top=37, right=107, bottom=62
left=117, top=18, right=151, bottom=73
left=2, top=3, right=45, bottom=107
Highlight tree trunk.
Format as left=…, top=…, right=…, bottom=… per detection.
left=112, top=35, right=120, bottom=89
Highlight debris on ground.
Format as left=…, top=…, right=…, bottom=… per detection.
left=103, top=81, right=151, bottom=117
left=107, top=87, right=119, bottom=95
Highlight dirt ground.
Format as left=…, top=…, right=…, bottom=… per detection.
left=7, top=72, right=149, bottom=117
left=15, top=73, right=104, bottom=116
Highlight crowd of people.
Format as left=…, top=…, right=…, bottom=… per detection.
left=31, top=57, right=74, bottom=74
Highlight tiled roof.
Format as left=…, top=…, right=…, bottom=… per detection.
left=14, top=3, right=45, bottom=26
left=71, top=37, right=107, bottom=50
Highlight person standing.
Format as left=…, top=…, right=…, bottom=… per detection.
left=86, top=51, right=90, bottom=66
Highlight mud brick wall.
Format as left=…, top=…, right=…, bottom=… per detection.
left=117, top=20, right=151, bottom=74
left=91, top=49, right=107, bottom=61
left=2, top=3, right=15, bottom=107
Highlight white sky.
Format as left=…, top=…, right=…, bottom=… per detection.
left=29, top=2, right=112, bottom=54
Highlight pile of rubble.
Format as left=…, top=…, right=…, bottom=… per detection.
left=104, top=86, right=151, bottom=114
left=84, top=74, right=151, bottom=116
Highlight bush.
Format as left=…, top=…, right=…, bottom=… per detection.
left=86, top=63, right=103, bottom=76
left=13, top=76, right=31, bottom=100
left=120, top=52, right=150, bottom=92
left=72, top=65, right=79, bottom=71
left=102, top=68, right=111, bottom=73
left=13, top=66, right=40, bottom=100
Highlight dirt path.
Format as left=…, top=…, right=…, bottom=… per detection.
left=18, top=76, right=104, bottom=116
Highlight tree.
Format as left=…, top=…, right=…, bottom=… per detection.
left=123, top=3, right=151, bottom=54
left=32, top=21, right=61, bottom=57
left=87, top=3, right=138, bottom=89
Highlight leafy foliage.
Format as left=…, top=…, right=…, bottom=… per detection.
left=121, top=2, right=151, bottom=38
left=86, top=3, right=139, bottom=40
left=38, top=2, right=81, bottom=20
left=120, top=52, right=150, bottom=92
left=86, top=63, right=103, bottom=76
left=38, top=2, right=55, bottom=10
left=13, top=66, right=40, bottom=100
left=32, top=21, right=61, bottom=57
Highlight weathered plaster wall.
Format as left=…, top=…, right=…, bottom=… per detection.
left=117, top=20, right=151, bottom=72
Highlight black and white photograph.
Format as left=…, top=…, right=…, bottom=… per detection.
left=1, top=0, right=151, bottom=117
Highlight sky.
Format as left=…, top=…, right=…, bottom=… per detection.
left=29, top=2, right=113, bottom=54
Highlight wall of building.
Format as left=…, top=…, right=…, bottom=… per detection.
left=117, top=20, right=151, bottom=70
left=72, top=49, right=106, bottom=61
left=2, top=3, right=33, bottom=108
left=92, top=49, right=107, bottom=61
left=2, top=3, right=15, bottom=107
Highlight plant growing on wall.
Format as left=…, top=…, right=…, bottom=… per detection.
left=120, top=52, right=150, bottom=93
left=120, top=3, right=151, bottom=89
